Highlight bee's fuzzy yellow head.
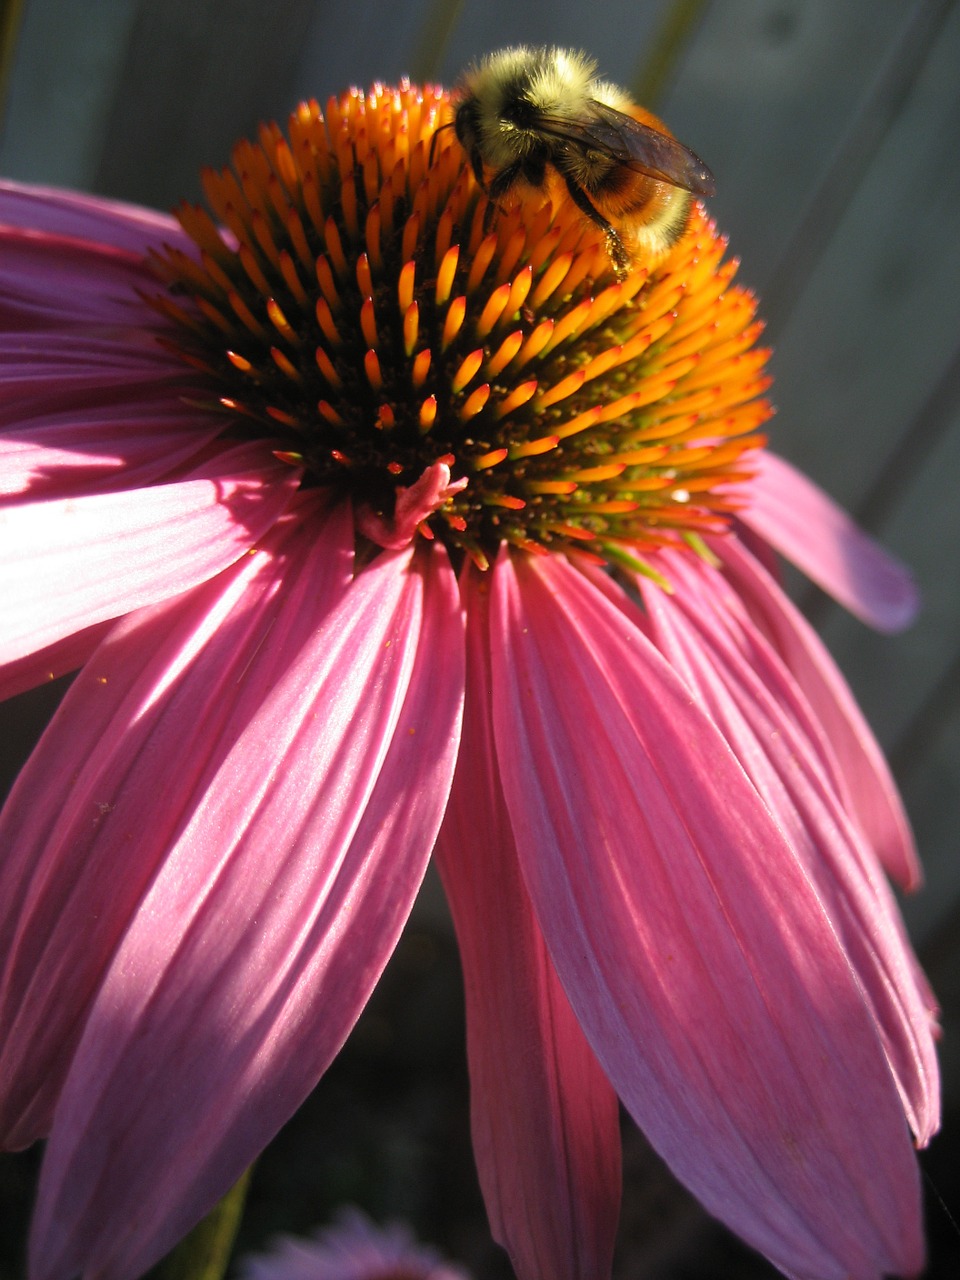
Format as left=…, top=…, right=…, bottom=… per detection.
left=455, top=46, right=597, bottom=166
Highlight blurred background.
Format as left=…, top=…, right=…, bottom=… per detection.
left=1, top=0, right=958, bottom=1275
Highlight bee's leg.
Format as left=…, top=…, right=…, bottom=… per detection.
left=480, top=163, right=525, bottom=233
left=560, top=175, right=630, bottom=279
left=469, top=149, right=487, bottom=189
left=486, top=163, right=524, bottom=200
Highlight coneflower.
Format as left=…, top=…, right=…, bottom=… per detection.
left=0, top=76, right=937, bottom=1280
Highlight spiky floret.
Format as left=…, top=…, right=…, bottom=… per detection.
left=150, top=80, right=772, bottom=571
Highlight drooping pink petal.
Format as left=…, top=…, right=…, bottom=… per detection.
left=0, top=329, right=215, bottom=499
left=635, top=547, right=939, bottom=1145
left=0, top=494, right=354, bottom=1146
left=0, top=179, right=189, bottom=257
left=715, top=533, right=921, bottom=890
left=0, top=208, right=215, bottom=503
left=0, top=621, right=112, bottom=701
left=434, top=566, right=621, bottom=1280
left=0, top=228, right=164, bottom=333
left=740, top=451, right=919, bottom=633
left=1, top=397, right=225, bottom=501
left=0, top=440, right=300, bottom=664
left=489, top=550, right=924, bottom=1280
left=0, top=335, right=199, bottom=428
left=29, top=541, right=464, bottom=1280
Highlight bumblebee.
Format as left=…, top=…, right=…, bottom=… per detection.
left=449, top=46, right=715, bottom=277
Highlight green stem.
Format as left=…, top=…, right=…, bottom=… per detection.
left=630, top=0, right=712, bottom=107
left=0, top=0, right=26, bottom=125
left=409, top=0, right=465, bottom=83
left=153, top=1165, right=254, bottom=1280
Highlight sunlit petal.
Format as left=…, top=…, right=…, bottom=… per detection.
left=29, top=544, right=464, bottom=1280
left=490, top=552, right=924, bottom=1280
left=435, top=566, right=620, bottom=1280
left=636, top=547, right=939, bottom=1144
left=0, top=442, right=300, bottom=663
left=0, top=495, right=353, bottom=1146
left=716, top=534, right=921, bottom=890
left=741, top=451, right=919, bottom=632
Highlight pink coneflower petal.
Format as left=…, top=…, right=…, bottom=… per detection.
left=0, top=494, right=354, bottom=1147
left=0, top=335, right=199, bottom=421
left=1, top=189, right=217, bottom=503
left=0, top=226, right=167, bottom=328
left=0, top=179, right=188, bottom=256
left=435, top=568, right=621, bottom=1280
left=0, top=334, right=217, bottom=500
left=29, top=541, right=464, bottom=1280
left=715, top=534, right=921, bottom=891
left=1, top=398, right=225, bottom=501
left=489, top=551, right=924, bottom=1280
left=0, top=621, right=112, bottom=701
left=741, top=451, right=919, bottom=633
left=0, top=440, right=300, bottom=664
left=636, top=548, right=939, bottom=1144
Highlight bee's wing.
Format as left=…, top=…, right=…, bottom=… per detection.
left=540, top=101, right=716, bottom=197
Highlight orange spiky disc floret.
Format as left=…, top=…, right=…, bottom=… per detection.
left=150, top=80, right=773, bottom=571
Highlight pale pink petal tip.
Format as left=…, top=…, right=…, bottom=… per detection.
left=742, top=451, right=920, bottom=633
left=238, top=1208, right=471, bottom=1280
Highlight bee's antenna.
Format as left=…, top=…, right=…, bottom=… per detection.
left=429, top=120, right=455, bottom=168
